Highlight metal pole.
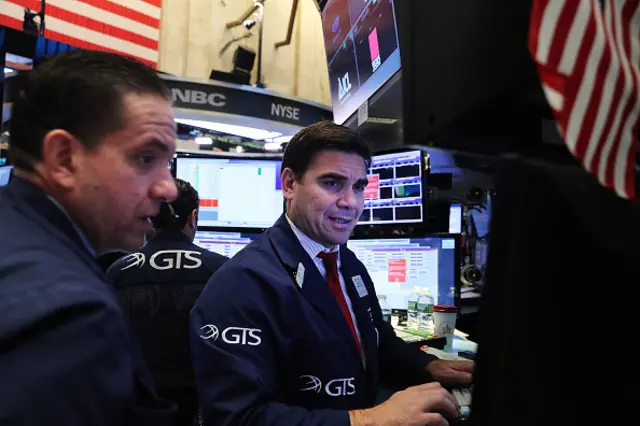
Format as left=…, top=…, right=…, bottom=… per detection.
left=254, top=2, right=265, bottom=88
left=39, top=0, right=46, bottom=36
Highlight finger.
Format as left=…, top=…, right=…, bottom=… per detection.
left=414, top=382, right=445, bottom=391
left=423, top=389, right=459, bottom=419
left=441, top=370, right=473, bottom=387
left=450, top=360, right=475, bottom=372
left=421, top=413, right=449, bottom=426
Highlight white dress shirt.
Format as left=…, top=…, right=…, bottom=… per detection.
left=285, top=215, right=365, bottom=363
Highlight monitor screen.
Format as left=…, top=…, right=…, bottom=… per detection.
left=347, top=236, right=458, bottom=310
left=359, top=149, right=424, bottom=225
left=0, top=166, right=12, bottom=187
left=322, top=0, right=401, bottom=124
left=193, top=230, right=262, bottom=258
left=175, top=156, right=283, bottom=229
left=449, top=203, right=463, bottom=234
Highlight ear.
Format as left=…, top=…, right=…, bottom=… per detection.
left=40, top=129, right=83, bottom=190
left=281, top=167, right=298, bottom=201
left=189, top=208, right=198, bottom=229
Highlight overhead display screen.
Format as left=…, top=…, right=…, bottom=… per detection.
left=322, top=0, right=401, bottom=124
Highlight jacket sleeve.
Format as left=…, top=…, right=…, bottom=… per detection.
left=190, top=266, right=350, bottom=426
left=0, top=275, right=169, bottom=426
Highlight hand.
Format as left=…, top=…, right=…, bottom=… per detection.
left=425, top=360, right=474, bottom=387
left=349, top=382, right=458, bottom=426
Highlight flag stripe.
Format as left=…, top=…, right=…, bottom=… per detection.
left=536, top=0, right=565, bottom=65
left=530, top=0, right=639, bottom=199
left=575, top=2, right=613, bottom=168
left=74, top=0, right=161, bottom=27
left=558, top=0, right=592, bottom=74
left=596, top=0, right=633, bottom=189
left=613, top=2, right=640, bottom=197
left=139, top=0, right=161, bottom=8
left=46, top=30, right=156, bottom=68
left=564, top=2, right=603, bottom=154
left=45, top=5, right=159, bottom=48
left=1, top=0, right=161, bottom=68
left=46, top=16, right=157, bottom=62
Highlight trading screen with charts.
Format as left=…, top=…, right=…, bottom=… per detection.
left=347, top=236, right=457, bottom=309
left=193, top=230, right=261, bottom=258
left=359, top=150, right=424, bottom=225
left=176, top=156, right=283, bottom=229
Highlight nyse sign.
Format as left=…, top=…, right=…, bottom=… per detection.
left=271, top=103, right=300, bottom=121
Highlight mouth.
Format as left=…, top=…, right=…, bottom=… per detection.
left=328, top=216, right=353, bottom=227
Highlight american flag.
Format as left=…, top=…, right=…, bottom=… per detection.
left=0, top=0, right=161, bottom=68
left=529, top=0, right=640, bottom=199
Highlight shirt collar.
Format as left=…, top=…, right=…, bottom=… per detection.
left=285, top=215, right=340, bottom=262
left=46, top=195, right=97, bottom=257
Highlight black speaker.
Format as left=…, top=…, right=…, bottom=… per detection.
left=232, top=46, right=255, bottom=75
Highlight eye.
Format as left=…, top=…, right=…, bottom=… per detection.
left=323, top=180, right=341, bottom=189
left=137, top=154, right=156, bottom=168
left=354, top=183, right=367, bottom=192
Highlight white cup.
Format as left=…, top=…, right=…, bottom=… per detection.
left=433, top=305, right=458, bottom=352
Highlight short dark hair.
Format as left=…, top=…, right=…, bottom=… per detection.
left=281, top=121, right=371, bottom=178
left=151, top=178, right=199, bottom=231
left=9, top=50, right=170, bottom=171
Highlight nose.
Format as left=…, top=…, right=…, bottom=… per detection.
left=150, top=171, right=178, bottom=203
left=337, top=187, right=358, bottom=209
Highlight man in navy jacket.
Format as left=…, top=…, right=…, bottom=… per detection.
left=0, top=51, right=178, bottom=425
left=108, top=178, right=228, bottom=425
left=191, top=122, right=474, bottom=426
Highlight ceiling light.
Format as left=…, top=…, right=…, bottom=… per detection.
left=195, top=136, right=213, bottom=145
left=175, top=118, right=281, bottom=141
left=4, top=68, right=14, bottom=74
left=264, top=142, right=282, bottom=151
left=272, top=135, right=293, bottom=143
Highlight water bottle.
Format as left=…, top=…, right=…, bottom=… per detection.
left=378, top=295, right=392, bottom=323
left=417, top=287, right=435, bottom=333
left=407, top=286, right=420, bottom=329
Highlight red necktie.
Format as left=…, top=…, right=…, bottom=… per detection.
left=317, top=251, right=362, bottom=358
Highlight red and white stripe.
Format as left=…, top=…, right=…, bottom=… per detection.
left=0, top=0, right=161, bottom=68
left=529, top=0, right=640, bottom=199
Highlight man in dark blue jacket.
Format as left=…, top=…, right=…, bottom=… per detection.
left=0, top=51, right=178, bottom=425
left=191, top=122, right=474, bottom=426
left=108, top=178, right=228, bottom=426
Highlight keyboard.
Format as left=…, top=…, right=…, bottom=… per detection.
left=452, top=386, right=472, bottom=419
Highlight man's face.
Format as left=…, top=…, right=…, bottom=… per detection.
left=282, top=150, right=368, bottom=247
left=66, top=93, right=177, bottom=252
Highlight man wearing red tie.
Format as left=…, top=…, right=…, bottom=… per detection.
left=191, top=121, right=474, bottom=426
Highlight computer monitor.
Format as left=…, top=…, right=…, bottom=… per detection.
left=449, top=203, right=462, bottom=234
left=322, top=0, right=402, bottom=124
left=359, top=149, right=426, bottom=226
left=469, top=155, right=639, bottom=426
left=193, top=230, right=262, bottom=258
left=175, top=154, right=283, bottom=229
left=347, top=234, right=460, bottom=310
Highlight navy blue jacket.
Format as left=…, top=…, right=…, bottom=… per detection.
left=0, top=178, right=175, bottom=426
left=191, top=215, right=436, bottom=426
